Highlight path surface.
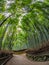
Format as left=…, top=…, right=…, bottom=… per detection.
left=6, top=54, right=49, bottom=65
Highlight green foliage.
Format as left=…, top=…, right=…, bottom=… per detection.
left=0, top=0, right=49, bottom=50
left=0, top=0, right=6, bottom=12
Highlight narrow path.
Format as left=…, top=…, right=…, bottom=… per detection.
left=6, top=54, right=49, bottom=65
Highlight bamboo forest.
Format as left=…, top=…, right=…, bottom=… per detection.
left=0, top=0, right=49, bottom=65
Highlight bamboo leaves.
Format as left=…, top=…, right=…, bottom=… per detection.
left=0, top=0, right=49, bottom=50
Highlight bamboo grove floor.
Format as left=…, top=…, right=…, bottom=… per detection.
left=6, top=54, right=49, bottom=65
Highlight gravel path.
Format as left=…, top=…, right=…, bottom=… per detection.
left=6, top=54, right=49, bottom=65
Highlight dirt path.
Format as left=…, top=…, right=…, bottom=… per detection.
left=6, top=54, right=49, bottom=65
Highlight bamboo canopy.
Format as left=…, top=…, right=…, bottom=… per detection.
left=0, top=0, right=49, bottom=51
